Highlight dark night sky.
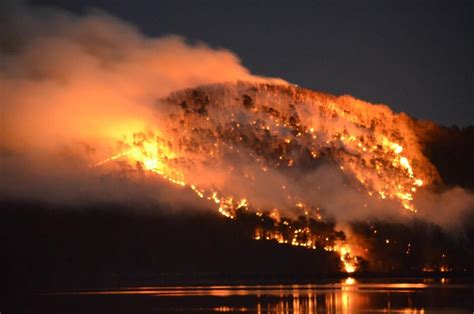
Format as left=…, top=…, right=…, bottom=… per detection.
left=29, top=0, right=473, bottom=126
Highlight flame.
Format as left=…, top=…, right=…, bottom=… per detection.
left=338, top=245, right=357, bottom=273
left=93, top=82, right=439, bottom=273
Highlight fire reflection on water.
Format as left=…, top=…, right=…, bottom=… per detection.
left=45, top=278, right=474, bottom=313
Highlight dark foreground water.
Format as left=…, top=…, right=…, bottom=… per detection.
left=27, top=278, right=474, bottom=313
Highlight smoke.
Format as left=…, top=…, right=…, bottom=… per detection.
left=1, top=2, right=472, bottom=232
left=0, top=2, right=282, bottom=207
left=414, top=187, right=474, bottom=230
left=137, top=81, right=472, bottom=229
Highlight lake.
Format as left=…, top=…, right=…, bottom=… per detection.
left=30, top=278, right=474, bottom=313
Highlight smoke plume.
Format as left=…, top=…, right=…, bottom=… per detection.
left=0, top=2, right=282, bottom=207
left=1, top=2, right=473, bottom=231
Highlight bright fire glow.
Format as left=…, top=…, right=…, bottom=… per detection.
left=93, top=82, right=439, bottom=273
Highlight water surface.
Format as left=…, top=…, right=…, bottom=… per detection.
left=38, top=278, right=474, bottom=313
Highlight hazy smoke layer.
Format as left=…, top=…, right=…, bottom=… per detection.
left=0, top=2, right=282, bottom=207
left=1, top=2, right=472, bottom=229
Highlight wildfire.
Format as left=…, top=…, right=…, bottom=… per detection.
left=338, top=245, right=357, bottom=273
left=92, top=81, right=439, bottom=273
left=251, top=217, right=359, bottom=273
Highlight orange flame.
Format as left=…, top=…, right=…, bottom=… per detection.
left=92, top=82, right=440, bottom=273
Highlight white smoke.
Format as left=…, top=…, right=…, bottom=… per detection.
left=1, top=2, right=472, bottom=231
left=0, top=2, right=283, bottom=207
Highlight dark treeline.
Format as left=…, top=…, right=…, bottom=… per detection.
left=3, top=199, right=474, bottom=294
left=350, top=216, right=474, bottom=273
left=2, top=201, right=342, bottom=293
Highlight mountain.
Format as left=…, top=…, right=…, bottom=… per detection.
left=2, top=82, right=473, bottom=292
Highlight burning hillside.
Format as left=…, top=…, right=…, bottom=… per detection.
left=90, top=81, right=471, bottom=273
left=2, top=4, right=473, bottom=281
left=96, top=81, right=439, bottom=212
